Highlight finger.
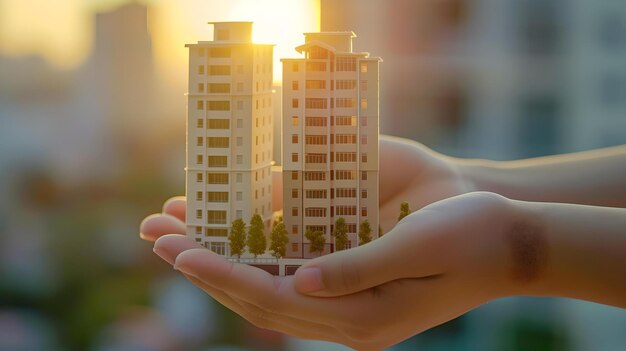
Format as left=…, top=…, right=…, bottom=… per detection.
left=294, top=212, right=447, bottom=297
left=182, top=273, right=350, bottom=345
left=153, top=234, right=200, bottom=265
left=172, top=249, right=354, bottom=323
left=139, top=213, right=186, bottom=242
left=162, top=196, right=186, bottom=222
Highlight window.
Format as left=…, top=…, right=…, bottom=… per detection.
left=291, top=153, right=299, bottom=162
left=196, top=173, right=203, bottom=182
left=336, top=57, right=356, bottom=71
left=292, top=189, right=298, bottom=198
left=336, top=80, right=356, bottom=90
left=236, top=137, right=243, bottom=146
left=361, top=189, right=368, bottom=198
left=236, top=155, right=243, bottom=164
left=306, top=80, right=326, bottom=89
left=292, top=63, right=299, bottom=72
left=360, top=62, right=368, bottom=73
left=236, top=173, right=242, bottom=183
left=305, top=98, right=327, bottom=109
left=291, top=116, right=299, bottom=126
left=292, top=99, right=299, bottom=108
left=197, top=118, right=204, bottom=128
left=305, top=190, right=327, bottom=199
left=236, top=210, right=243, bottom=219
left=292, top=243, right=298, bottom=251
left=292, top=207, right=299, bottom=216
left=197, top=136, right=203, bottom=146
left=209, top=65, right=230, bottom=75
left=362, top=153, right=368, bottom=163
left=197, top=100, right=204, bottom=110
left=336, top=134, right=357, bottom=144
left=208, top=101, right=230, bottom=111
left=362, top=207, right=368, bottom=216
left=335, top=170, right=356, bottom=180
left=361, top=171, right=368, bottom=180
left=305, top=135, right=327, bottom=145
left=207, top=210, right=227, bottom=224
left=292, top=134, right=298, bottom=144
left=336, top=152, right=356, bottom=162
left=210, top=48, right=231, bottom=57
left=207, top=137, right=229, bottom=148
left=208, top=156, right=227, bottom=167
left=237, top=119, right=243, bottom=128
left=206, top=228, right=228, bottom=237
left=361, top=117, right=368, bottom=127
left=305, top=153, right=327, bottom=163
left=196, top=209, right=202, bottom=219
left=207, top=173, right=229, bottom=184
left=196, top=191, right=203, bottom=201
left=195, top=226, right=202, bottom=235
left=208, top=119, right=229, bottom=129
left=291, top=171, right=298, bottom=180
left=361, top=80, right=368, bottom=91
left=196, top=155, right=203, bottom=164
left=361, top=135, right=368, bottom=144
left=336, top=188, right=356, bottom=198
left=336, top=98, right=355, bottom=108
left=216, top=29, right=229, bottom=40
left=306, top=116, right=327, bottom=126
left=304, top=171, right=325, bottom=181
left=209, top=83, right=230, bottom=93
left=347, top=223, right=357, bottom=233
left=198, top=65, right=205, bottom=75
left=207, top=192, right=228, bottom=202
left=198, top=83, right=205, bottom=93
left=305, top=207, right=326, bottom=217
left=336, top=116, right=357, bottom=126
left=336, top=206, right=356, bottom=216
left=292, top=80, right=299, bottom=90
left=306, top=62, right=326, bottom=71
left=360, top=98, right=368, bottom=110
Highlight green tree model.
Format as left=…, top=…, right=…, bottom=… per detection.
left=398, top=201, right=411, bottom=221
left=269, top=217, right=289, bottom=259
left=359, top=219, right=373, bottom=245
left=332, top=217, right=349, bottom=251
left=228, top=218, right=247, bottom=260
left=247, top=214, right=267, bottom=258
left=305, top=229, right=326, bottom=257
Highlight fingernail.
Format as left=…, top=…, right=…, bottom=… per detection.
left=297, top=267, right=324, bottom=293
left=153, top=246, right=175, bottom=265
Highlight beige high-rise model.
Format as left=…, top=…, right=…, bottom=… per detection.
left=185, top=22, right=274, bottom=256
left=282, top=32, right=382, bottom=258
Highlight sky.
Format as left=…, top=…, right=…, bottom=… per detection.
left=0, top=0, right=321, bottom=82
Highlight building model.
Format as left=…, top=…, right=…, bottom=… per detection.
left=185, top=22, right=381, bottom=274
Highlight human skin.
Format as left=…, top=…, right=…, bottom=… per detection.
left=140, top=136, right=626, bottom=351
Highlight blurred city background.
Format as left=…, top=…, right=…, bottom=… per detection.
left=1, top=0, right=625, bottom=350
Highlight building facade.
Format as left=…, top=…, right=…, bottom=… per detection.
left=282, top=32, right=381, bottom=258
left=185, top=22, right=274, bottom=256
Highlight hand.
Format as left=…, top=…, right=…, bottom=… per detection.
left=139, top=136, right=475, bottom=243
left=143, top=192, right=521, bottom=350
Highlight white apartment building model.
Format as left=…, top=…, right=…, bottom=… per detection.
left=185, top=22, right=274, bottom=255
left=282, top=31, right=382, bottom=258
left=184, top=22, right=382, bottom=270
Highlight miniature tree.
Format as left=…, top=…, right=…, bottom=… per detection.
left=398, top=201, right=411, bottom=221
left=269, top=217, right=289, bottom=259
left=247, top=214, right=267, bottom=258
left=359, top=219, right=373, bottom=245
left=228, top=218, right=247, bottom=260
left=332, top=217, right=349, bottom=251
left=305, top=229, right=326, bottom=257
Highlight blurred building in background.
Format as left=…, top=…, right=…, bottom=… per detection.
left=185, top=22, right=274, bottom=255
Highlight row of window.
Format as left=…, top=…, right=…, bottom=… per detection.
left=195, top=169, right=272, bottom=184
left=194, top=227, right=229, bottom=237
left=290, top=188, right=368, bottom=199
left=288, top=224, right=358, bottom=235
left=196, top=133, right=271, bottom=148
left=195, top=205, right=272, bottom=225
left=291, top=60, right=368, bottom=73
left=196, top=150, right=272, bottom=166
left=196, top=115, right=272, bottom=129
left=196, top=97, right=272, bottom=111
left=197, top=62, right=272, bottom=76
left=290, top=133, right=367, bottom=145
left=291, top=206, right=368, bottom=218
left=291, top=115, right=367, bottom=127
left=289, top=170, right=370, bottom=181
left=290, top=79, right=367, bottom=91
left=291, top=98, right=368, bottom=110
left=197, top=80, right=273, bottom=94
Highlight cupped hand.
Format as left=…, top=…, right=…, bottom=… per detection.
left=142, top=192, right=523, bottom=350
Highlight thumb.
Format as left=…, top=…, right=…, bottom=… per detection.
left=294, top=215, right=442, bottom=297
